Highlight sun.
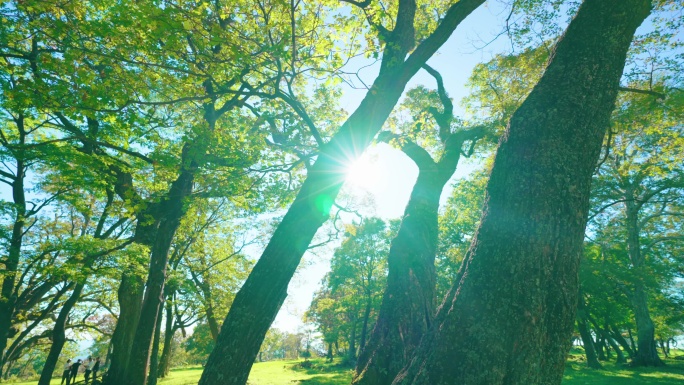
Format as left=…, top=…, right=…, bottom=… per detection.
left=344, top=153, right=386, bottom=192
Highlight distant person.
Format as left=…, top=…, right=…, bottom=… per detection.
left=92, top=357, right=101, bottom=383
left=84, top=356, right=93, bottom=384
left=70, top=359, right=82, bottom=384
left=61, top=359, right=72, bottom=385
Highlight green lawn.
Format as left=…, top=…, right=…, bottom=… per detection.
left=8, top=356, right=684, bottom=385
left=159, top=356, right=684, bottom=385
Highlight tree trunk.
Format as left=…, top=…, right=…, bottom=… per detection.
left=393, top=1, right=651, bottom=383
left=125, top=154, right=197, bottom=385
left=147, top=302, right=165, bottom=385
left=348, top=322, right=358, bottom=363
left=197, top=2, right=486, bottom=383
left=0, top=120, right=27, bottom=372
left=630, top=284, right=664, bottom=366
left=624, top=201, right=664, bottom=366
left=354, top=130, right=472, bottom=385
left=358, top=295, right=373, bottom=352
left=37, top=282, right=82, bottom=385
left=610, top=325, right=634, bottom=359
left=106, top=273, right=145, bottom=385
left=607, top=336, right=626, bottom=364
left=158, top=301, right=175, bottom=378
left=577, top=319, right=602, bottom=369
left=596, top=336, right=607, bottom=361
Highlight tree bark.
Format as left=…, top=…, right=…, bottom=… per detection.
left=624, top=201, right=664, bottom=366
left=106, top=273, right=145, bottom=385
left=198, top=2, right=486, bottom=383
left=393, top=0, right=651, bottom=383
left=37, top=282, right=82, bottom=385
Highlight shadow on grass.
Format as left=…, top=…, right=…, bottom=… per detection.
left=562, top=357, right=684, bottom=385
left=297, top=373, right=351, bottom=385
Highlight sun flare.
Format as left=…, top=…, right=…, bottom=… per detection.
left=345, top=154, right=386, bottom=192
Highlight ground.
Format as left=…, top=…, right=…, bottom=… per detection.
left=8, top=354, right=684, bottom=385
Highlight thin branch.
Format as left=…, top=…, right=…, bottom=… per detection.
left=618, top=86, right=665, bottom=99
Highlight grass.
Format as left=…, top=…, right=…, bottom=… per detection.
left=8, top=355, right=684, bottom=385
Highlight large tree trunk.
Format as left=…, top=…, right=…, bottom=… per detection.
left=624, top=201, right=664, bottom=366
left=37, top=282, right=83, bottom=385
left=198, top=2, right=486, bottom=383
left=354, top=124, right=476, bottom=385
left=106, top=273, right=145, bottom=385
left=393, top=0, right=651, bottom=383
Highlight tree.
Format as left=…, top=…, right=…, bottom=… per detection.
left=394, top=0, right=653, bottom=383
left=587, top=85, right=683, bottom=366
left=353, top=67, right=487, bottom=385
left=201, top=0, right=487, bottom=382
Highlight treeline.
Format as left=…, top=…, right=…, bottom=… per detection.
left=0, top=0, right=682, bottom=385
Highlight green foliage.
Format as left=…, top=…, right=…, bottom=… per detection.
left=307, top=218, right=390, bottom=358
left=436, top=168, right=489, bottom=297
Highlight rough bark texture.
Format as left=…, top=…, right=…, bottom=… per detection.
left=625, top=201, right=664, bottom=366
left=106, top=273, right=145, bottom=385
left=198, top=2, right=485, bottom=383
left=37, top=282, right=83, bottom=385
left=393, top=0, right=651, bottom=383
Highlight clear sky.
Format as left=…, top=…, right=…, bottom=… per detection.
left=271, top=0, right=513, bottom=332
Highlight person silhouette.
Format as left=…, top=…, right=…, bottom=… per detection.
left=69, top=359, right=82, bottom=384
left=61, top=359, right=72, bottom=385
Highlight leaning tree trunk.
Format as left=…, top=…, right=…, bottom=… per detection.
left=610, top=325, right=635, bottom=359
left=198, top=3, right=486, bottom=383
left=393, top=0, right=651, bottom=384
left=106, top=273, right=145, bottom=385
left=37, top=282, right=82, bottom=385
left=576, top=294, right=602, bottom=369
left=577, top=319, right=602, bottom=369
left=624, top=201, right=664, bottom=366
